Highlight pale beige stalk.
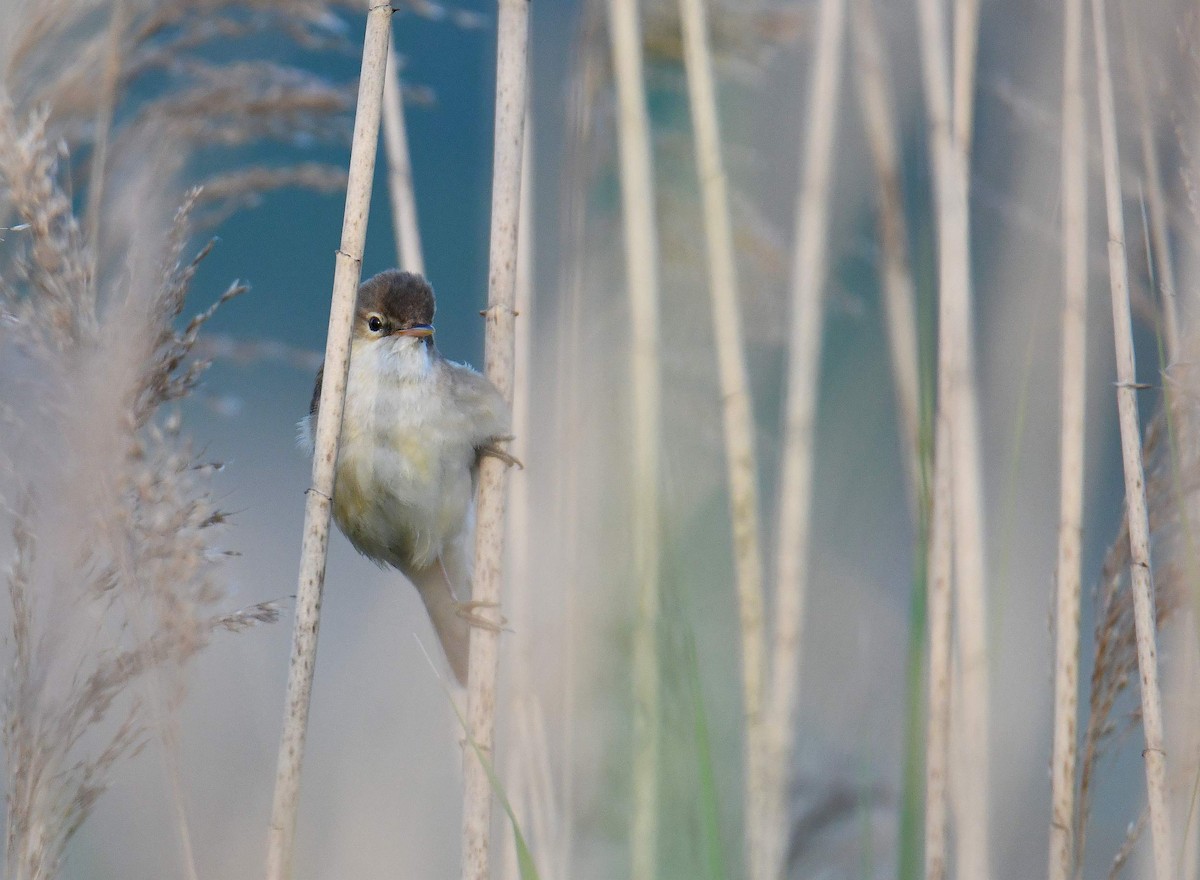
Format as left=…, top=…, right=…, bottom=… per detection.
left=501, top=113, right=542, bottom=880
left=606, top=0, right=664, bottom=876
left=506, top=108, right=533, bottom=697
left=951, top=0, right=979, bottom=149
left=1121, top=10, right=1179, bottom=362
left=382, top=36, right=425, bottom=274
left=914, top=0, right=990, bottom=874
left=849, top=0, right=922, bottom=513
left=925, top=420, right=954, bottom=880
left=460, top=1, right=529, bottom=878
left=1090, top=0, right=1175, bottom=877
left=1048, top=0, right=1087, bottom=875
left=765, top=0, right=847, bottom=876
left=1127, top=15, right=1199, bottom=866
left=676, top=0, right=768, bottom=875
left=264, top=7, right=393, bottom=880
left=554, top=60, right=596, bottom=880
left=1121, top=9, right=1200, bottom=675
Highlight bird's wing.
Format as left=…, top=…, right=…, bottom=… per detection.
left=309, top=364, right=324, bottom=418
left=442, top=359, right=510, bottom=446
left=296, top=364, right=325, bottom=453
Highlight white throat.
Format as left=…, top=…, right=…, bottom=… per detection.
left=357, top=335, right=434, bottom=383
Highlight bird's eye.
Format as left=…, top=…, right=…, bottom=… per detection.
left=367, top=315, right=384, bottom=333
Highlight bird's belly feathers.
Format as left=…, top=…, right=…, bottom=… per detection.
left=332, top=378, right=474, bottom=571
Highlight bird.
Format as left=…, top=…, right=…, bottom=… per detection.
left=299, top=269, right=515, bottom=684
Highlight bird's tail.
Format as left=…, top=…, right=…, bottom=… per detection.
left=407, top=560, right=470, bottom=685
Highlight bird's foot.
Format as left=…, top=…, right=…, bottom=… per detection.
left=478, top=438, right=523, bottom=470
left=454, top=600, right=507, bottom=632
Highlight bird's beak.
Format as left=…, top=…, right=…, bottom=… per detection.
left=393, top=324, right=434, bottom=338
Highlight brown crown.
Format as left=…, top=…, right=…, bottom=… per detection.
left=356, top=270, right=436, bottom=327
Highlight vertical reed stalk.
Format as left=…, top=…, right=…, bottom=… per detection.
left=1090, top=0, right=1175, bottom=877
left=850, top=6, right=926, bottom=876
left=676, top=0, right=768, bottom=875
left=1126, top=6, right=1200, bottom=865
left=554, top=38, right=605, bottom=878
left=265, top=7, right=393, bottom=880
left=1121, top=8, right=1179, bottom=362
left=925, top=421, right=954, bottom=880
left=849, top=0, right=923, bottom=518
left=1121, top=6, right=1200, bottom=670
left=765, top=0, right=847, bottom=876
left=951, top=0, right=980, bottom=149
left=1048, top=0, right=1087, bottom=876
left=382, top=36, right=425, bottom=274
left=460, top=0, right=529, bottom=877
left=502, top=110, right=538, bottom=880
left=914, top=0, right=990, bottom=873
left=605, top=0, right=664, bottom=876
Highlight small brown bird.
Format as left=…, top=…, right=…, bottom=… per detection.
left=299, top=270, right=512, bottom=683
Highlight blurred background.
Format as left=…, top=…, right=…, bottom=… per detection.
left=3, top=0, right=1197, bottom=878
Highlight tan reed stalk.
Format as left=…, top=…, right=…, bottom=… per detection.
left=605, top=0, right=664, bottom=876
left=554, top=38, right=605, bottom=879
left=915, top=0, right=991, bottom=874
left=675, top=0, right=768, bottom=874
left=506, top=105, right=533, bottom=676
left=460, top=0, right=529, bottom=876
left=849, top=0, right=923, bottom=513
left=84, top=0, right=129, bottom=288
left=1121, top=9, right=1200, bottom=686
left=382, top=36, right=425, bottom=274
left=1048, top=0, right=1087, bottom=876
left=1121, top=9, right=1180, bottom=362
left=765, top=0, right=847, bottom=876
left=264, top=7, right=393, bottom=879
left=925, top=420, right=954, bottom=880
left=951, top=0, right=980, bottom=149
left=1126, top=11, right=1200, bottom=866
left=501, top=112, right=538, bottom=880
left=1090, top=0, right=1175, bottom=876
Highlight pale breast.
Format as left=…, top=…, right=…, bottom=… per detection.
left=333, top=350, right=475, bottom=571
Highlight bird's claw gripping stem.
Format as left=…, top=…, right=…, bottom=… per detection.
left=455, top=600, right=507, bottom=632
left=478, top=437, right=523, bottom=470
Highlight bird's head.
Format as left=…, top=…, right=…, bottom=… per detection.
left=354, top=270, right=436, bottom=350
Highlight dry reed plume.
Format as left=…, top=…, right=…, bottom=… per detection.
left=0, top=101, right=275, bottom=880
left=0, top=2, right=407, bottom=876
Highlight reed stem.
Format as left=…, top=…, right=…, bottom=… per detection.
left=265, top=7, right=393, bottom=880
left=382, top=36, right=425, bottom=275
left=1048, top=0, right=1087, bottom=877
left=914, top=0, right=991, bottom=872
left=605, top=0, right=664, bottom=876
left=676, top=1, right=768, bottom=876
left=765, top=0, right=847, bottom=876
left=460, top=0, right=529, bottom=877
left=924, top=419, right=953, bottom=880
left=1090, top=0, right=1176, bottom=876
